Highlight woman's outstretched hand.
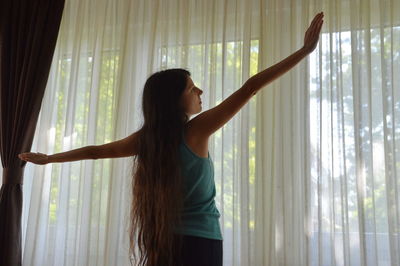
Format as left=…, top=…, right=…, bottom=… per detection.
left=18, top=152, right=49, bottom=165
left=303, top=12, right=324, bottom=54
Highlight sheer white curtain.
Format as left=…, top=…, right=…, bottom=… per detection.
left=306, top=1, right=400, bottom=265
left=253, top=0, right=400, bottom=265
left=19, top=0, right=400, bottom=265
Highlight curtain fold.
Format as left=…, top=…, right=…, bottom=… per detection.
left=0, top=0, right=65, bottom=265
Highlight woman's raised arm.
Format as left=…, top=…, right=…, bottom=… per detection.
left=248, top=12, right=324, bottom=92
left=18, top=131, right=139, bottom=164
left=188, top=12, right=324, bottom=139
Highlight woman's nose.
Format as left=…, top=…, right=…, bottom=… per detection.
left=198, top=88, right=203, bottom=95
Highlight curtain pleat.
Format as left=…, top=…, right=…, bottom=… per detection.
left=0, top=0, right=65, bottom=265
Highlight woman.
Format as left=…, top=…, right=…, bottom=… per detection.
left=19, top=12, right=324, bottom=266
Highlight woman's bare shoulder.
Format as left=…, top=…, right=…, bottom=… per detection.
left=183, top=120, right=209, bottom=158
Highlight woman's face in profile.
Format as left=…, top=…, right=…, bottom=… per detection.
left=180, top=76, right=203, bottom=117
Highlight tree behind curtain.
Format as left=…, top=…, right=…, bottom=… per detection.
left=0, top=0, right=64, bottom=265
left=254, top=0, right=400, bottom=265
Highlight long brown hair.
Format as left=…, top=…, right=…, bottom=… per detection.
left=130, top=69, right=191, bottom=266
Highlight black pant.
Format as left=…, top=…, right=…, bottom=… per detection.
left=177, top=235, right=223, bottom=266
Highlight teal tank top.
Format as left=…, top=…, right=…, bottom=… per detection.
left=173, top=136, right=223, bottom=240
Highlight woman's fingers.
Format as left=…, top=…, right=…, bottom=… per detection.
left=18, top=152, right=48, bottom=164
left=303, top=12, right=324, bottom=53
left=311, top=13, right=323, bottom=27
left=19, top=152, right=32, bottom=158
left=311, top=13, right=323, bottom=34
left=18, top=153, right=27, bottom=160
left=307, top=13, right=323, bottom=37
left=19, top=153, right=31, bottom=161
left=314, top=13, right=323, bottom=24
left=314, top=18, right=323, bottom=36
left=312, top=13, right=323, bottom=30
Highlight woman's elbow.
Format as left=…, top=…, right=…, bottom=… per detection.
left=242, top=79, right=258, bottom=97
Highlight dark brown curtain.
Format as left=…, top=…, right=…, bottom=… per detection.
left=0, top=0, right=64, bottom=265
